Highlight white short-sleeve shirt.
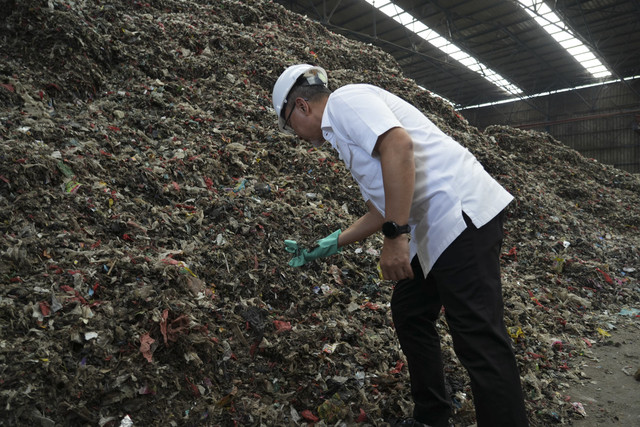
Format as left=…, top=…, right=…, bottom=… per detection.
left=321, top=84, right=513, bottom=276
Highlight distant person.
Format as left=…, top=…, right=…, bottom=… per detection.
left=272, top=64, right=528, bottom=427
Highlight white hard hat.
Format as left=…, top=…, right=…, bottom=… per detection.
left=272, top=64, right=328, bottom=133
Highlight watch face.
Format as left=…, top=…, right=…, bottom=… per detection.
left=382, top=221, right=397, bottom=237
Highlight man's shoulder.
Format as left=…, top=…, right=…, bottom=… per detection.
left=328, top=84, right=389, bottom=109
left=333, top=83, right=380, bottom=95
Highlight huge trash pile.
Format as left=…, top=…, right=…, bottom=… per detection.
left=1, top=1, right=638, bottom=426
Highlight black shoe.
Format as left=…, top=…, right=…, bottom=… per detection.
left=388, top=418, right=431, bottom=427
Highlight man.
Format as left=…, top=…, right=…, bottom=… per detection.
left=272, top=64, right=528, bottom=427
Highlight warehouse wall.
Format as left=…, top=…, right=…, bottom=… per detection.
left=464, top=79, right=640, bottom=174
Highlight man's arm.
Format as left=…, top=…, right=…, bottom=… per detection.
left=337, top=200, right=385, bottom=247
left=374, top=127, right=415, bottom=280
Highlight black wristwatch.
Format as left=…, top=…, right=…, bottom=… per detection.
left=382, top=221, right=411, bottom=239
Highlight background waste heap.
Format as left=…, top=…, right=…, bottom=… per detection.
left=1, top=1, right=638, bottom=426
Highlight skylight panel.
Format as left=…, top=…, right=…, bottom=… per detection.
left=550, top=31, right=573, bottom=43
left=591, top=69, right=611, bottom=78
left=450, top=51, right=469, bottom=62
left=395, top=12, right=415, bottom=26
left=363, top=0, right=523, bottom=95
left=559, top=38, right=583, bottom=50
left=411, top=21, right=429, bottom=34
left=516, top=0, right=611, bottom=78
left=427, top=35, right=449, bottom=49
left=572, top=52, right=595, bottom=63
left=533, top=15, right=551, bottom=28
left=581, top=59, right=602, bottom=69
left=378, top=4, right=398, bottom=18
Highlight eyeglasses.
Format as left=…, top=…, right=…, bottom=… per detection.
left=282, top=102, right=296, bottom=133
left=281, top=97, right=309, bottom=134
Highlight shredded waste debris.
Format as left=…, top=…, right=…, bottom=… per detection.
left=0, top=1, right=638, bottom=426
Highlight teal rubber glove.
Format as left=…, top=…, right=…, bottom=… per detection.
left=285, top=230, right=342, bottom=267
left=284, top=239, right=306, bottom=267
left=306, top=229, right=342, bottom=260
left=284, top=239, right=299, bottom=254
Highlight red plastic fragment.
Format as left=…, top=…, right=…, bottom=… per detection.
left=39, top=301, right=51, bottom=317
left=300, top=409, right=319, bottom=422
left=595, top=267, right=613, bottom=284
left=139, top=333, right=155, bottom=363
left=390, top=360, right=404, bottom=374
left=273, top=320, right=292, bottom=333
left=361, top=302, right=379, bottom=310
left=60, top=285, right=88, bottom=305
left=502, top=246, right=517, bottom=260
left=0, top=83, right=15, bottom=92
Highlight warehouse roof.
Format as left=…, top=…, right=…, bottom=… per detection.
left=275, top=0, right=640, bottom=108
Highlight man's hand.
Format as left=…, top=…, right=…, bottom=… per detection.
left=379, top=236, right=413, bottom=281
left=284, top=230, right=342, bottom=267
left=284, top=239, right=307, bottom=267
left=305, top=229, right=342, bottom=260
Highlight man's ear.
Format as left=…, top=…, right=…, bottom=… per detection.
left=296, top=97, right=309, bottom=114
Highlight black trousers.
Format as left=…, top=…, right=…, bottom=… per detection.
left=391, top=212, right=528, bottom=427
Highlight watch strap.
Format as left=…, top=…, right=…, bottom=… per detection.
left=382, top=221, right=411, bottom=238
